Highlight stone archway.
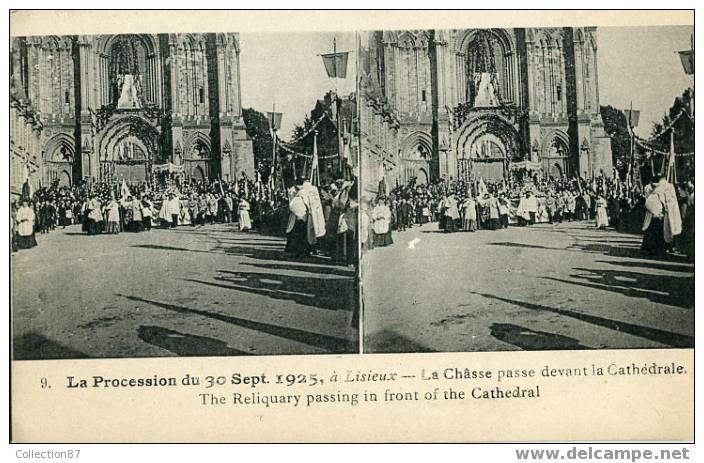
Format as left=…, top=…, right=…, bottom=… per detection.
left=184, top=132, right=212, bottom=181
left=400, top=131, right=433, bottom=184
left=97, top=115, right=160, bottom=183
left=455, top=112, right=519, bottom=181
left=541, top=130, right=571, bottom=178
left=43, top=133, right=75, bottom=187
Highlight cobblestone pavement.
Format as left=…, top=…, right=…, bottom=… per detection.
left=362, top=220, right=694, bottom=353
left=12, top=223, right=358, bottom=359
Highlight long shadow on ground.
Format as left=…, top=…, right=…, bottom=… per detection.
left=185, top=270, right=357, bottom=312
left=121, top=294, right=356, bottom=354
left=13, top=332, right=90, bottom=360
left=241, top=262, right=354, bottom=277
left=490, top=323, right=592, bottom=350
left=472, top=292, right=693, bottom=348
left=542, top=266, right=694, bottom=309
left=137, top=325, right=253, bottom=356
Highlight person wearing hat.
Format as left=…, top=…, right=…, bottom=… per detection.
left=15, top=199, right=37, bottom=249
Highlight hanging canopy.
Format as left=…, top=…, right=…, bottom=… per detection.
left=509, top=160, right=542, bottom=171
left=152, top=163, right=185, bottom=174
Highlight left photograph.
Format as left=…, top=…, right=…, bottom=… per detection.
left=10, top=31, right=360, bottom=359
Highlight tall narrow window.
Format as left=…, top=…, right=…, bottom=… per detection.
left=64, top=91, right=70, bottom=104
left=556, top=84, right=562, bottom=102
left=198, top=87, right=204, bottom=104
left=421, top=90, right=427, bottom=102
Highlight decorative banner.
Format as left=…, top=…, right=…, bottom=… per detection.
left=152, top=163, right=185, bottom=174
left=679, top=50, right=694, bottom=75
left=508, top=160, right=543, bottom=171
left=321, top=52, right=349, bottom=79
left=267, top=112, right=283, bottom=132
left=623, top=109, right=640, bottom=128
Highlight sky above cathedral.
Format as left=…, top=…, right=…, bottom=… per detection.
left=598, top=25, right=693, bottom=136
left=239, top=32, right=357, bottom=140
left=239, top=26, right=693, bottom=140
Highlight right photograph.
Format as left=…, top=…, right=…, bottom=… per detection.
left=359, top=25, right=694, bottom=353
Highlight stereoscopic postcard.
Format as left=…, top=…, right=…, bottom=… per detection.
left=9, top=9, right=694, bottom=442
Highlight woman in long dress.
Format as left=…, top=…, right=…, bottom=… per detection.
left=238, top=197, right=252, bottom=231
left=15, top=199, right=38, bottom=249
left=595, top=194, right=609, bottom=229
left=461, top=196, right=477, bottom=232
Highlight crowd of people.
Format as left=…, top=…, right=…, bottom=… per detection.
left=360, top=172, right=694, bottom=261
left=11, top=171, right=361, bottom=266
left=9, top=167, right=694, bottom=263
left=10, top=174, right=271, bottom=250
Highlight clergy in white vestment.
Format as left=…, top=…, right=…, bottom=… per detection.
left=15, top=199, right=37, bottom=249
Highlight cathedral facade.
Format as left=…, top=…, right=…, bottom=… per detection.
left=360, top=27, right=612, bottom=193
left=10, top=33, right=254, bottom=196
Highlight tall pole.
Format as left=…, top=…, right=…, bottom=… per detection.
left=331, top=36, right=344, bottom=180
left=627, top=101, right=635, bottom=196
left=271, top=103, right=277, bottom=199
left=333, top=37, right=337, bottom=78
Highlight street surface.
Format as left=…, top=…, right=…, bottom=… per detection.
left=12, top=224, right=357, bottom=359
left=362, top=221, right=694, bottom=353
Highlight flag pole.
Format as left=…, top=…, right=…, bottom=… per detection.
left=271, top=103, right=277, bottom=201
left=627, top=101, right=635, bottom=200
left=333, top=36, right=344, bottom=180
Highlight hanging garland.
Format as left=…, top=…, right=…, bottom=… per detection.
left=633, top=136, right=694, bottom=158
left=630, top=108, right=690, bottom=143
left=278, top=112, right=331, bottom=148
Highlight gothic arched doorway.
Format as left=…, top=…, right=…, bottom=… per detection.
left=43, top=135, right=75, bottom=187
left=455, top=113, right=519, bottom=182
left=541, top=132, right=570, bottom=178
left=400, top=131, right=433, bottom=185
left=98, top=115, right=159, bottom=183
